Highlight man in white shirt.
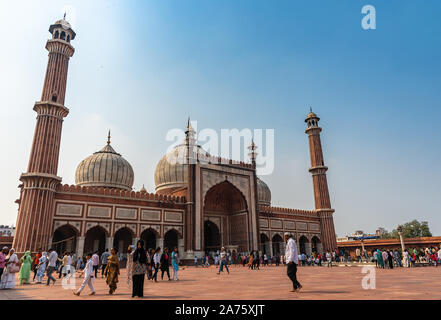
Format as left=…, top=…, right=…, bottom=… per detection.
left=217, top=247, right=230, bottom=275
left=403, top=249, right=410, bottom=268
left=74, top=253, right=95, bottom=296
left=284, top=232, right=302, bottom=292
left=46, top=248, right=58, bottom=285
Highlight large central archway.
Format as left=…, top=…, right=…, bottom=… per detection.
left=203, top=180, right=248, bottom=252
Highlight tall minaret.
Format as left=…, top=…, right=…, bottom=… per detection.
left=13, top=17, right=76, bottom=254
left=185, top=119, right=196, bottom=253
left=305, top=108, right=337, bottom=252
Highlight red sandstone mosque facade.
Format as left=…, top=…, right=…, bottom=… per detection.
left=12, top=18, right=337, bottom=260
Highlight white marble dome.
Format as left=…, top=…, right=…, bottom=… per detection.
left=154, top=143, right=208, bottom=193
left=75, top=140, right=134, bottom=191
left=257, top=177, right=271, bottom=206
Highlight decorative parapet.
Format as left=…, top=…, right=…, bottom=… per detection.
left=197, top=153, right=254, bottom=169
left=258, top=205, right=317, bottom=217
left=56, top=184, right=186, bottom=203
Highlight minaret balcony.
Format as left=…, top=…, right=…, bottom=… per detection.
left=45, top=39, right=75, bottom=57
left=33, top=101, right=69, bottom=118
left=308, top=165, right=328, bottom=174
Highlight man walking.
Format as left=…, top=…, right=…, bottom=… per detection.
left=73, top=253, right=95, bottom=296
left=217, top=247, right=230, bottom=275
left=91, top=251, right=100, bottom=278
left=101, top=249, right=110, bottom=278
left=284, top=232, right=302, bottom=292
left=326, top=252, right=332, bottom=267
left=46, top=248, right=58, bottom=285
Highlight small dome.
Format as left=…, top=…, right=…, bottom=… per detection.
left=305, top=108, right=320, bottom=122
left=75, top=139, right=134, bottom=191
left=257, top=177, right=271, bottom=206
left=140, top=185, right=147, bottom=193
left=54, top=18, right=71, bottom=29
left=154, top=143, right=208, bottom=193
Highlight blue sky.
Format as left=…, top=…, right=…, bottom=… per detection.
left=0, top=0, right=440, bottom=236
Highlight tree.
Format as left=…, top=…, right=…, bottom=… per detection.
left=379, top=220, right=432, bottom=239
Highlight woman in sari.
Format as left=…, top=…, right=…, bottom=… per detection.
left=248, top=252, right=254, bottom=269
left=105, top=248, right=120, bottom=294
left=36, top=252, right=47, bottom=283
left=376, top=249, right=384, bottom=269
left=171, top=247, right=179, bottom=281
left=132, top=240, right=147, bottom=298
left=19, top=251, right=32, bottom=284
left=0, top=248, right=19, bottom=289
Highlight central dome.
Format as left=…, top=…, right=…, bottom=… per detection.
left=154, top=143, right=208, bottom=194
left=75, top=136, right=134, bottom=191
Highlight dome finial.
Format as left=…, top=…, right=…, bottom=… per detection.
left=107, top=130, right=111, bottom=145
left=186, top=117, right=192, bottom=130
left=310, top=106, right=312, bottom=113
left=63, top=12, right=66, bottom=20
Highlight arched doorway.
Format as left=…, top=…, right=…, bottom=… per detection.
left=164, top=229, right=179, bottom=251
left=141, top=228, right=158, bottom=251
left=52, top=225, right=77, bottom=254
left=203, top=181, right=248, bottom=252
left=204, top=221, right=221, bottom=253
left=272, top=234, right=283, bottom=254
left=299, top=235, right=308, bottom=254
left=84, top=226, right=106, bottom=255
left=260, top=234, right=270, bottom=254
left=113, top=228, right=133, bottom=254
left=311, top=236, right=321, bottom=253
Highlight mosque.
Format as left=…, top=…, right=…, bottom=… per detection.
left=12, top=18, right=337, bottom=261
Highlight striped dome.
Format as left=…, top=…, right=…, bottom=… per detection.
left=154, top=143, right=207, bottom=193
left=75, top=142, right=134, bottom=191
left=257, top=177, right=271, bottom=206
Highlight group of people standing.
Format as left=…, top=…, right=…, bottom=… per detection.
left=0, top=247, right=61, bottom=288
left=126, top=240, right=180, bottom=298
left=74, top=240, right=180, bottom=298
left=373, top=247, right=441, bottom=269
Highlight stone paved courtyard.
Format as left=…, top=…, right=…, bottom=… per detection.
left=0, top=264, right=440, bottom=300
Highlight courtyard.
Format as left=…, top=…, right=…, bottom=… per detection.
left=0, top=264, right=439, bottom=300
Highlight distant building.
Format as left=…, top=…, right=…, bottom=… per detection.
left=0, top=225, right=15, bottom=237
left=337, top=230, right=380, bottom=242
left=338, top=237, right=441, bottom=259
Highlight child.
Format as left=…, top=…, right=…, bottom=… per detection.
left=73, top=253, right=95, bottom=296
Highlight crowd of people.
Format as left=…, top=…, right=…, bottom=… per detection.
left=0, top=240, right=440, bottom=296
left=0, top=241, right=181, bottom=297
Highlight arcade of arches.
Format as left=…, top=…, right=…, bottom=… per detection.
left=203, top=181, right=249, bottom=253
left=259, top=233, right=322, bottom=256
left=51, top=224, right=183, bottom=257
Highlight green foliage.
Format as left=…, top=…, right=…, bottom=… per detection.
left=379, top=220, right=432, bottom=239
